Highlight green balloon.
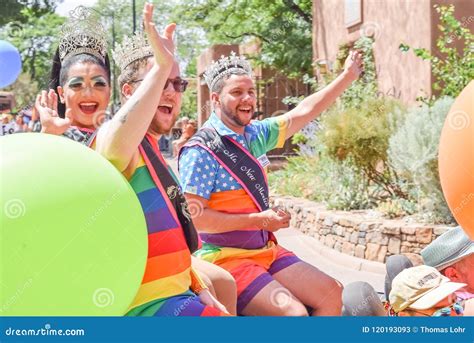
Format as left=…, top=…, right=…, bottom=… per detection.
left=1, top=134, right=147, bottom=316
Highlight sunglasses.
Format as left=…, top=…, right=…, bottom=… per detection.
left=130, top=77, right=188, bottom=92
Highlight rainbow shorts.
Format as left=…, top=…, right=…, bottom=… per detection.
left=195, top=241, right=301, bottom=315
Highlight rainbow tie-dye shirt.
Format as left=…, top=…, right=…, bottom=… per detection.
left=179, top=112, right=287, bottom=249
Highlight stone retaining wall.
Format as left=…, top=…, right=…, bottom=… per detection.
left=271, top=195, right=454, bottom=263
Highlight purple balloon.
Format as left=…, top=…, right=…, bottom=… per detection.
left=0, top=40, right=22, bottom=88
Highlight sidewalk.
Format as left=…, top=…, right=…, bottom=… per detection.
left=275, top=228, right=386, bottom=294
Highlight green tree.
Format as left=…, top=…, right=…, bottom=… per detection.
left=1, top=5, right=64, bottom=109
left=180, top=85, right=198, bottom=119
left=1, top=0, right=57, bottom=26
left=399, top=4, right=473, bottom=99
left=92, top=0, right=205, bottom=69
left=4, top=74, right=39, bottom=112
left=171, top=0, right=313, bottom=77
left=91, top=0, right=207, bottom=109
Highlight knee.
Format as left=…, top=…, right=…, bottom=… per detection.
left=328, top=279, right=343, bottom=306
left=323, top=277, right=343, bottom=297
left=200, top=273, right=217, bottom=297
left=279, top=301, right=309, bottom=316
left=271, top=290, right=309, bottom=316
left=214, top=269, right=237, bottom=292
left=333, top=280, right=343, bottom=298
left=312, top=278, right=343, bottom=310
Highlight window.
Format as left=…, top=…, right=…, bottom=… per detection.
left=345, top=0, right=362, bottom=28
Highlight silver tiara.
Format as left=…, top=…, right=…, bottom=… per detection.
left=59, top=6, right=107, bottom=63
left=203, top=51, right=253, bottom=91
left=113, top=32, right=153, bottom=72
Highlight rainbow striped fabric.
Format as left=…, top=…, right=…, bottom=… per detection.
left=70, top=129, right=224, bottom=316
left=125, top=145, right=224, bottom=316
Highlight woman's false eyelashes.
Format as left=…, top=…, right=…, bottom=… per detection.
left=67, top=75, right=109, bottom=89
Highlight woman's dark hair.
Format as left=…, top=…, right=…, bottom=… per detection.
left=49, top=48, right=111, bottom=117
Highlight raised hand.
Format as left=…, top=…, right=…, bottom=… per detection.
left=142, top=2, right=175, bottom=68
left=343, top=50, right=364, bottom=82
left=35, top=89, right=72, bottom=135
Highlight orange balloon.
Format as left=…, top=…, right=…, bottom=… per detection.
left=438, top=80, right=474, bottom=240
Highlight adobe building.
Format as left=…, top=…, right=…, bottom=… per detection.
left=313, top=0, right=473, bottom=104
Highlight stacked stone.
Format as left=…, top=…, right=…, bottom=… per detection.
left=271, top=195, right=452, bottom=263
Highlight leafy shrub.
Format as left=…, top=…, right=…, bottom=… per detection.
left=290, top=120, right=321, bottom=156
left=377, top=198, right=417, bottom=219
left=269, top=153, right=374, bottom=211
left=270, top=16, right=459, bottom=224
left=315, top=155, right=374, bottom=210
left=318, top=97, right=407, bottom=199
left=388, top=96, right=455, bottom=223
left=268, top=156, right=316, bottom=199
left=337, top=37, right=378, bottom=107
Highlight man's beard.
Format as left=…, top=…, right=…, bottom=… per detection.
left=221, top=104, right=252, bottom=127
left=150, top=123, right=172, bottom=135
left=149, top=114, right=176, bottom=135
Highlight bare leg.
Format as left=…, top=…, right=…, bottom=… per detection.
left=192, top=257, right=237, bottom=315
left=241, top=280, right=308, bottom=316
left=272, top=261, right=343, bottom=316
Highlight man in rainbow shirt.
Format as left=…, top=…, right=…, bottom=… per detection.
left=96, top=3, right=227, bottom=316
left=179, top=51, right=363, bottom=316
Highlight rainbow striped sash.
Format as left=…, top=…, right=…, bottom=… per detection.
left=127, top=134, right=198, bottom=310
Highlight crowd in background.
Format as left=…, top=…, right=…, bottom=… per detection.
left=1, top=105, right=42, bottom=135
left=1, top=102, right=196, bottom=154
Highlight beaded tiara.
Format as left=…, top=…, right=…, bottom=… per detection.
left=113, top=32, right=154, bottom=71
left=203, top=51, right=252, bottom=91
left=59, top=6, right=108, bottom=63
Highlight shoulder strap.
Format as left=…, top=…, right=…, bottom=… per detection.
left=180, top=127, right=270, bottom=211
left=141, top=135, right=199, bottom=253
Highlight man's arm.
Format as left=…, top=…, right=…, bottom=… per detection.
left=95, top=4, right=174, bottom=171
left=184, top=193, right=290, bottom=233
left=96, top=65, right=171, bottom=171
left=281, top=50, right=363, bottom=140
